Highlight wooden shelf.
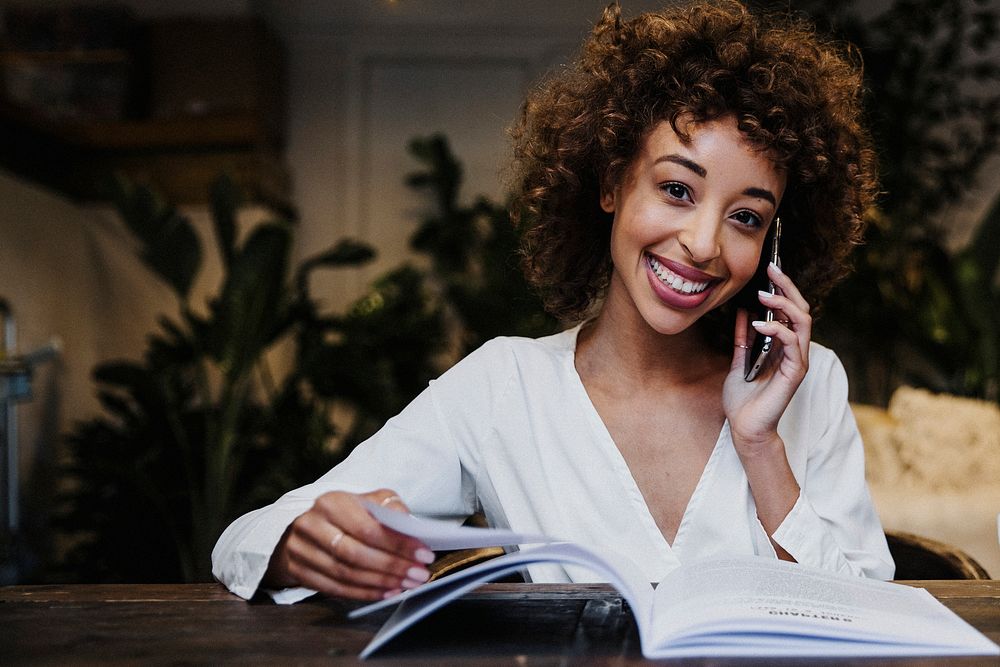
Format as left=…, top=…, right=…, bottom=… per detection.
left=0, top=48, right=131, bottom=65
left=0, top=101, right=289, bottom=206
left=0, top=100, right=272, bottom=148
left=0, top=16, right=288, bottom=207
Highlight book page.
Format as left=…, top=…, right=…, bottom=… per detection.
left=647, top=557, right=998, bottom=657
left=361, top=501, right=553, bottom=550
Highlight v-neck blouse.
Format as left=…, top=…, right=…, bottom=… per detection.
left=567, top=342, right=731, bottom=562
left=213, top=326, right=894, bottom=602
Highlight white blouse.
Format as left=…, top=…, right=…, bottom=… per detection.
left=213, top=326, right=894, bottom=602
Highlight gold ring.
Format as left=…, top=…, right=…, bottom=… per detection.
left=380, top=495, right=403, bottom=507
left=735, top=344, right=750, bottom=349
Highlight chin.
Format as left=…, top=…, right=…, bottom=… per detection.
left=640, top=309, right=704, bottom=337
left=639, top=292, right=736, bottom=340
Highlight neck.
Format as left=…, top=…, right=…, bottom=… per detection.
left=576, top=283, right=728, bottom=390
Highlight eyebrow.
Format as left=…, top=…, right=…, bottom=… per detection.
left=656, top=154, right=706, bottom=178
left=654, top=154, right=777, bottom=207
left=743, top=187, right=776, bottom=207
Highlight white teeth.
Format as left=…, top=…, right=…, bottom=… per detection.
left=647, top=255, right=710, bottom=294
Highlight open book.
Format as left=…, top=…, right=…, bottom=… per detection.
left=349, top=502, right=999, bottom=659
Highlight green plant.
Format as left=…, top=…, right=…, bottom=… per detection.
left=56, top=176, right=448, bottom=582
left=57, top=137, right=556, bottom=583
left=759, top=0, right=1000, bottom=404
left=406, top=135, right=558, bottom=353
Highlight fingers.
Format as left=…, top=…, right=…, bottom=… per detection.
left=291, top=526, right=427, bottom=590
left=756, top=292, right=810, bottom=360
left=367, top=489, right=408, bottom=512
left=744, top=264, right=811, bottom=380
left=281, top=490, right=435, bottom=601
left=750, top=317, right=803, bottom=371
left=758, top=264, right=812, bottom=361
left=325, top=491, right=433, bottom=563
left=767, top=262, right=809, bottom=314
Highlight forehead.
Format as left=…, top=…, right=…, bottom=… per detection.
left=637, top=117, right=785, bottom=181
left=643, top=116, right=765, bottom=157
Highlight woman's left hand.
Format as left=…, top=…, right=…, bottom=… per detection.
left=723, top=262, right=812, bottom=457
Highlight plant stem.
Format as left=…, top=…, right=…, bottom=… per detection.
left=200, top=370, right=252, bottom=580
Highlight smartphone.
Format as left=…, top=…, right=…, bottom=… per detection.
left=744, top=217, right=782, bottom=381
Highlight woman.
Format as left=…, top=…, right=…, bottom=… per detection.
left=213, top=0, right=894, bottom=603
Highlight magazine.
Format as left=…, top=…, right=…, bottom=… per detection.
left=349, top=502, right=999, bottom=659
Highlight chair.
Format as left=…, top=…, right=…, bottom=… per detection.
left=886, top=530, right=990, bottom=580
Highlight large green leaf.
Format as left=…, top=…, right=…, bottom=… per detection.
left=294, top=239, right=375, bottom=294
left=143, top=213, right=201, bottom=299
left=94, top=361, right=162, bottom=407
left=212, top=223, right=291, bottom=380
left=961, top=191, right=1000, bottom=281
left=110, top=177, right=202, bottom=298
left=145, top=316, right=197, bottom=371
left=406, top=134, right=462, bottom=213
left=209, top=175, right=242, bottom=269
left=110, top=176, right=168, bottom=246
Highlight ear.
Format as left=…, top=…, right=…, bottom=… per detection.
left=600, top=186, right=616, bottom=214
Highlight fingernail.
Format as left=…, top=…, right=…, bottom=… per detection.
left=400, top=578, right=423, bottom=590
left=382, top=588, right=402, bottom=599
left=751, top=320, right=768, bottom=329
left=758, top=290, right=775, bottom=299
left=769, top=261, right=783, bottom=273
left=414, top=548, right=434, bottom=564
left=406, top=566, right=430, bottom=582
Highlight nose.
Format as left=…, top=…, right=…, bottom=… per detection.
left=678, top=211, right=722, bottom=264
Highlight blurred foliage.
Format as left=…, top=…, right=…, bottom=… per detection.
left=56, top=140, right=555, bottom=583
left=759, top=0, right=1000, bottom=404
left=406, top=135, right=558, bottom=353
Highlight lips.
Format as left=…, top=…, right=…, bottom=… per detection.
left=646, top=254, right=718, bottom=292
left=642, top=253, right=720, bottom=310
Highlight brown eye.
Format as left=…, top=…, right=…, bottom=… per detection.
left=661, top=182, right=690, bottom=200
left=732, top=210, right=763, bottom=228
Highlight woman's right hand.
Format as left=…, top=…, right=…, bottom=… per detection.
left=263, top=489, right=435, bottom=601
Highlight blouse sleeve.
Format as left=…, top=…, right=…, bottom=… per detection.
left=211, top=339, right=508, bottom=602
left=769, top=348, right=895, bottom=579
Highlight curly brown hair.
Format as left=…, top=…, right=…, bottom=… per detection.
left=509, top=0, right=877, bottom=326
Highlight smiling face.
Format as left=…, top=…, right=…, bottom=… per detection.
left=601, top=116, right=786, bottom=337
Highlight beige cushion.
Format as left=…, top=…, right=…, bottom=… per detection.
left=853, top=387, right=1000, bottom=578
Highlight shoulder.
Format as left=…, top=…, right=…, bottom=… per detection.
left=803, top=341, right=849, bottom=397
left=483, top=327, right=576, bottom=360
left=452, top=328, right=576, bottom=372
left=782, top=341, right=850, bottom=430
left=431, top=328, right=577, bottom=399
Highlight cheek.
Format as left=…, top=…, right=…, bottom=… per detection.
left=729, top=243, right=764, bottom=285
left=611, top=204, right=661, bottom=247
left=608, top=209, right=651, bottom=261
left=608, top=217, right=623, bottom=260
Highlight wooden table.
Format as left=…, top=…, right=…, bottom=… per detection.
left=3, top=581, right=998, bottom=665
